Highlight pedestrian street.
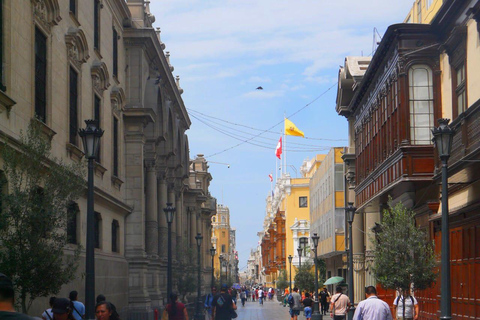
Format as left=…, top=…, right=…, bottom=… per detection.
left=235, top=299, right=333, bottom=320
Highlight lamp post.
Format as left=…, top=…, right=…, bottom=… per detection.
left=78, top=119, right=103, bottom=320
left=311, top=233, right=322, bottom=320
left=288, top=255, right=293, bottom=292
left=432, top=118, right=454, bottom=320
left=194, top=233, right=204, bottom=320
left=163, top=203, right=176, bottom=301
left=345, top=202, right=357, bottom=320
left=297, top=246, right=303, bottom=268
left=210, top=247, right=216, bottom=289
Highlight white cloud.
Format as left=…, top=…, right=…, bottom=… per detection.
left=242, top=90, right=285, bottom=99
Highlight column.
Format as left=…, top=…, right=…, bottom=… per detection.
left=157, top=177, right=168, bottom=259
left=364, top=211, right=380, bottom=287
left=190, top=207, right=197, bottom=247
left=353, top=211, right=365, bottom=304
left=124, top=120, right=150, bottom=307
left=145, top=161, right=158, bottom=257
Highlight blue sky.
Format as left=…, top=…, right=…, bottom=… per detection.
left=151, top=0, right=415, bottom=270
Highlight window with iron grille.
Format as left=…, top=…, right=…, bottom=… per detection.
left=94, top=96, right=101, bottom=162
left=113, top=116, right=119, bottom=176
left=408, top=65, right=434, bottom=145
left=113, top=28, right=118, bottom=78
left=69, top=67, right=78, bottom=145
left=112, top=219, right=119, bottom=252
left=69, top=0, right=76, bottom=16
left=35, top=28, right=47, bottom=122
left=67, top=202, right=79, bottom=244
left=299, top=196, right=308, bottom=208
left=94, top=0, right=100, bottom=50
left=0, top=0, right=5, bottom=91
left=454, top=63, right=466, bottom=116
left=299, top=237, right=308, bottom=256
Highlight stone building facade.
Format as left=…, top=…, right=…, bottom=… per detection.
left=0, top=0, right=215, bottom=316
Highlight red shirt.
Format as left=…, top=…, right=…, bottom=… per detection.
left=166, top=302, right=186, bottom=320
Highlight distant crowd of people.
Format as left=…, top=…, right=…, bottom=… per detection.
left=284, top=284, right=418, bottom=320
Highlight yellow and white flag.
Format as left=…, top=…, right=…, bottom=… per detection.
left=284, top=118, right=305, bottom=137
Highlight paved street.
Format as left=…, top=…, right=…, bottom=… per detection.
left=235, top=299, right=332, bottom=320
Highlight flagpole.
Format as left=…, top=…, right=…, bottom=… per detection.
left=284, top=116, right=287, bottom=177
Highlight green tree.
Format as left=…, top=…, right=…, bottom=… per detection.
left=372, top=200, right=437, bottom=318
left=0, top=120, right=85, bottom=313
left=314, top=258, right=327, bottom=287
left=275, top=269, right=289, bottom=291
left=174, top=242, right=197, bottom=301
left=294, top=262, right=315, bottom=293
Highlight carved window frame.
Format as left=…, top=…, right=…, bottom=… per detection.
left=445, top=27, right=468, bottom=119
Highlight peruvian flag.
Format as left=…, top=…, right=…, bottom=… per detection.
left=268, top=173, right=273, bottom=182
left=275, top=137, right=282, bottom=159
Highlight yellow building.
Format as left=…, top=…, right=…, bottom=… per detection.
left=211, top=204, right=231, bottom=282
left=404, top=0, right=443, bottom=24
left=309, top=148, right=346, bottom=283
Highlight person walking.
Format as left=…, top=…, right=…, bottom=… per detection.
left=258, top=288, right=264, bottom=306
left=353, top=286, right=393, bottom=320
left=288, top=287, right=302, bottom=320
left=68, top=291, right=84, bottom=320
left=51, top=298, right=75, bottom=320
left=0, top=273, right=34, bottom=320
left=42, top=297, right=56, bottom=320
left=204, top=287, right=217, bottom=320
left=166, top=293, right=188, bottom=320
left=302, top=292, right=313, bottom=320
left=239, top=290, right=246, bottom=307
left=393, top=289, right=418, bottom=320
left=319, top=288, right=330, bottom=315
left=95, top=302, right=119, bottom=320
left=212, top=285, right=237, bottom=320
left=330, top=286, right=351, bottom=320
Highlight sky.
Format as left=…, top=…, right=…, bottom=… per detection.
left=150, top=0, right=415, bottom=271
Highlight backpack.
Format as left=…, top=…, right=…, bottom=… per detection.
left=395, top=295, right=415, bottom=307
left=287, top=294, right=294, bottom=306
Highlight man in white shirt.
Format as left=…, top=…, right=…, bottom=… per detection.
left=330, top=286, right=351, bottom=320
left=353, top=286, right=393, bottom=320
left=393, top=289, right=418, bottom=320
left=258, top=288, right=264, bottom=305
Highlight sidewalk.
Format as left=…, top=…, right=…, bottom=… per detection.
left=235, top=298, right=333, bottom=320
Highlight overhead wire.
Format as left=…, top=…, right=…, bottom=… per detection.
left=191, top=114, right=331, bottom=152
left=201, top=82, right=339, bottom=158
left=188, top=108, right=346, bottom=142
left=190, top=110, right=337, bottom=148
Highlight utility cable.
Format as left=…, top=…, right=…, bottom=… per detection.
left=204, top=82, right=338, bottom=158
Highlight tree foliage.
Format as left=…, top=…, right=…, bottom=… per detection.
left=314, top=258, right=327, bottom=286
left=0, top=120, right=85, bottom=313
left=275, top=269, right=289, bottom=290
left=294, top=262, right=315, bottom=293
left=174, top=241, right=197, bottom=301
left=372, top=199, right=437, bottom=294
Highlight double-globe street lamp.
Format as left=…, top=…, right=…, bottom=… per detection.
left=79, top=120, right=103, bottom=320
left=210, top=247, right=216, bottom=289
left=163, top=203, right=176, bottom=301
left=311, top=233, right=322, bottom=320
left=288, top=255, right=293, bottom=292
left=345, top=203, right=357, bottom=320
left=194, top=233, right=204, bottom=320
left=297, top=246, right=303, bottom=268
left=432, top=118, right=454, bottom=320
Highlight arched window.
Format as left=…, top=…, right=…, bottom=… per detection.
left=408, top=65, right=434, bottom=145
left=212, top=217, right=216, bottom=223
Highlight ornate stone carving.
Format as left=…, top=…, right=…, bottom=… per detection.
left=353, top=253, right=365, bottom=272
left=91, top=61, right=110, bottom=93
left=65, top=27, right=89, bottom=66
left=31, top=0, right=61, bottom=30
left=110, top=87, right=126, bottom=115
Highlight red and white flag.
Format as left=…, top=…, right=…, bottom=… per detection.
left=275, top=137, right=282, bottom=159
left=268, top=173, right=273, bottom=182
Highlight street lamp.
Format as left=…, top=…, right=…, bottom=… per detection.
left=432, top=118, right=454, bottom=320
left=194, top=233, right=204, bottom=320
left=78, top=119, right=103, bottom=320
left=345, top=202, right=357, bottom=320
left=297, top=246, right=303, bottom=268
left=288, top=255, right=293, bottom=292
left=311, top=233, right=322, bottom=320
left=163, top=202, right=176, bottom=301
left=210, top=247, right=216, bottom=289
